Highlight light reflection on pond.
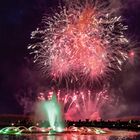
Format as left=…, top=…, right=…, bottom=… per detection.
left=0, top=131, right=139, bottom=140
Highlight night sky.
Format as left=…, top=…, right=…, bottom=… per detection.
left=1, top=0, right=140, bottom=118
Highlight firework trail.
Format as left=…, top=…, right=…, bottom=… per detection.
left=37, top=89, right=111, bottom=121
left=28, top=0, right=130, bottom=86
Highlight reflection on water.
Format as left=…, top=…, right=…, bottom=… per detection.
left=0, top=131, right=140, bottom=140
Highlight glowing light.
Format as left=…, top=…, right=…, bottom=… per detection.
left=129, top=51, right=135, bottom=57
left=128, top=50, right=135, bottom=64
left=11, top=123, right=14, bottom=126
left=36, top=123, right=39, bottom=126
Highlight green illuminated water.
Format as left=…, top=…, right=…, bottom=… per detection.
left=40, top=93, right=64, bottom=133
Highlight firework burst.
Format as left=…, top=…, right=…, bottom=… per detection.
left=28, top=0, right=129, bottom=85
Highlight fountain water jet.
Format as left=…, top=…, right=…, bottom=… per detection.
left=37, top=93, right=64, bottom=133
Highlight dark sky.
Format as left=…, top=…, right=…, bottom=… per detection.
left=0, top=0, right=140, bottom=118
left=0, top=0, right=59, bottom=114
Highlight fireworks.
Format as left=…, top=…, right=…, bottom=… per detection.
left=37, top=89, right=110, bottom=121
left=26, top=0, right=136, bottom=122
left=28, top=0, right=129, bottom=84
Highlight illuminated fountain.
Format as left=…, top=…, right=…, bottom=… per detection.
left=37, top=93, right=64, bottom=133
left=0, top=126, right=108, bottom=135
left=0, top=92, right=138, bottom=137
left=0, top=92, right=109, bottom=135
